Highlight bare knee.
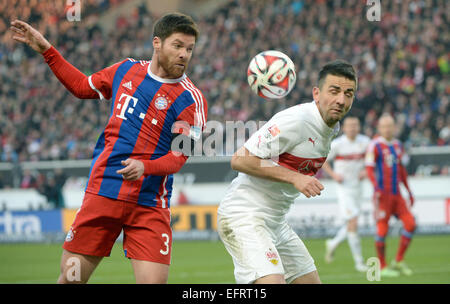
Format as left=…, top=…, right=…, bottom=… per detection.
left=347, top=217, right=358, bottom=232
left=131, top=259, right=169, bottom=284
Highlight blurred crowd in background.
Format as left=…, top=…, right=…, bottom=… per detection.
left=0, top=0, right=449, bottom=190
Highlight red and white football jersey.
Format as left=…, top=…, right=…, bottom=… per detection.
left=219, top=101, right=339, bottom=218
left=327, top=134, right=371, bottom=189
left=365, top=136, right=409, bottom=195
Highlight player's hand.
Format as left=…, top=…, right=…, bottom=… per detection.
left=293, top=174, right=324, bottom=198
left=409, top=193, right=415, bottom=207
left=116, top=159, right=145, bottom=181
left=10, top=20, right=51, bottom=54
left=358, top=170, right=366, bottom=181
left=332, top=173, right=344, bottom=183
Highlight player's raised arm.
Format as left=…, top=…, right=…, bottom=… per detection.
left=231, top=146, right=324, bottom=198
left=10, top=19, right=100, bottom=100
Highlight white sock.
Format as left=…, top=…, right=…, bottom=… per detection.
left=347, top=231, right=364, bottom=266
left=329, top=225, right=347, bottom=250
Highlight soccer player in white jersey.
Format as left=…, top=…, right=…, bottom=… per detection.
left=217, top=60, right=358, bottom=284
left=321, top=117, right=370, bottom=272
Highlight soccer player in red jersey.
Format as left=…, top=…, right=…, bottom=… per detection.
left=10, top=13, right=207, bottom=283
left=365, top=114, right=415, bottom=278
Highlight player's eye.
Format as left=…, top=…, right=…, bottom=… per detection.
left=345, top=92, right=354, bottom=98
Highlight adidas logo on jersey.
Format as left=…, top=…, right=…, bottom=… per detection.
left=122, top=81, right=132, bottom=90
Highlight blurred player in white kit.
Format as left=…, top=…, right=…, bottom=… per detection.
left=321, top=117, right=370, bottom=272
left=217, top=60, right=358, bottom=284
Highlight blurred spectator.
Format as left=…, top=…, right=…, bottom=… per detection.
left=0, top=0, right=448, bottom=167
left=36, top=169, right=67, bottom=208
left=438, top=117, right=450, bottom=146
left=20, top=169, right=37, bottom=189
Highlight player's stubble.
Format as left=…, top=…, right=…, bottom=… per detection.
left=313, top=75, right=356, bottom=127
left=157, top=39, right=191, bottom=79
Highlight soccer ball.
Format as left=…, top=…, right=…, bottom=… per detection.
left=247, top=50, right=296, bottom=99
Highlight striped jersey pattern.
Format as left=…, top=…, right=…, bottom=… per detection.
left=365, top=136, right=406, bottom=195
left=84, top=58, right=207, bottom=207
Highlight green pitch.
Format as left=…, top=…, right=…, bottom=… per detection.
left=0, top=234, right=449, bottom=284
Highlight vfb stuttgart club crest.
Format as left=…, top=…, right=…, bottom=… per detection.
left=266, top=248, right=279, bottom=265
left=155, top=95, right=169, bottom=110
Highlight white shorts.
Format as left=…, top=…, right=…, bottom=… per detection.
left=336, top=185, right=363, bottom=221
left=217, top=213, right=316, bottom=284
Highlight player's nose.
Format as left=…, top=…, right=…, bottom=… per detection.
left=335, top=92, right=345, bottom=105
left=178, top=48, right=188, bottom=59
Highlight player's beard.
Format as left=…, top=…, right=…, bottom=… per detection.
left=324, top=106, right=350, bottom=127
left=158, top=50, right=188, bottom=79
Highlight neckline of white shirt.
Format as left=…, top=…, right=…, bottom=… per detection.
left=147, top=61, right=187, bottom=83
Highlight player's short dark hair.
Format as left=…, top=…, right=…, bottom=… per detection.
left=318, top=60, right=357, bottom=89
left=153, top=12, right=199, bottom=42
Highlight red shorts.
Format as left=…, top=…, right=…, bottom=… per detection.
left=373, top=191, right=412, bottom=222
left=63, top=192, right=172, bottom=265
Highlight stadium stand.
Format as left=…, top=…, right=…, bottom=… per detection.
left=0, top=0, right=448, bottom=187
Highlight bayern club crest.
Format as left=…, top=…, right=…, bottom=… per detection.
left=65, top=228, right=74, bottom=242
left=155, top=96, right=169, bottom=110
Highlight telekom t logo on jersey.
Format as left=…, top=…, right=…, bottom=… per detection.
left=116, top=93, right=138, bottom=120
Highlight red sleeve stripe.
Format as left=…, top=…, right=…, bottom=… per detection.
left=87, top=75, right=106, bottom=100
left=180, top=79, right=206, bottom=128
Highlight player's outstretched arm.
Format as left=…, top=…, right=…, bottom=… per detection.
left=10, top=20, right=100, bottom=100
left=10, top=20, right=51, bottom=53
left=231, top=146, right=324, bottom=198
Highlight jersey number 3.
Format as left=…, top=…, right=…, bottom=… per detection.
left=160, top=233, right=170, bottom=255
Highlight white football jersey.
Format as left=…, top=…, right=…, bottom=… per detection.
left=218, top=101, right=340, bottom=219
left=327, top=134, right=371, bottom=188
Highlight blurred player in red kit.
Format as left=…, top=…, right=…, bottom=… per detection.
left=365, top=114, right=415, bottom=278
left=10, top=13, right=207, bottom=283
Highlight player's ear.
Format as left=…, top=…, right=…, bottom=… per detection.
left=312, top=86, right=320, bottom=102
left=153, top=36, right=162, bottom=51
